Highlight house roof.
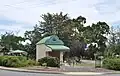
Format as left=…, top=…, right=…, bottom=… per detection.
left=37, top=35, right=70, bottom=51
left=36, top=35, right=64, bottom=45
left=10, top=50, right=27, bottom=53
left=37, top=36, right=51, bottom=44
left=47, top=45, right=70, bottom=51
left=8, top=50, right=27, bottom=54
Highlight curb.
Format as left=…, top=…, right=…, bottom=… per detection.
left=104, top=72, right=120, bottom=74
left=0, top=66, right=116, bottom=75
left=63, top=72, right=105, bottom=76
left=0, top=66, right=63, bottom=74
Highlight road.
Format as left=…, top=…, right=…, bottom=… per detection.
left=0, top=70, right=66, bottom=76
left=102, top=74, right=120, bottom=76
left=0, top=69, right=120, bottom=76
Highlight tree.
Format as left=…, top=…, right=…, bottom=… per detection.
left=69, top=16, right=87, bottom=59
left=83, top=22, right=110, bottom=59
left=105, top=26, right=120, bottom=57
left=40, top=12, right=73, bottom=47
left=0, top=32, right=25, bottom=54
left=24, top=24, right=42, bottom=59
left=24, top=12, right=110, bottom=60
left=40, top=13, right=88, bottom=59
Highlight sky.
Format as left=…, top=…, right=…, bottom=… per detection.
left=0, top=0, right=120, bottom=36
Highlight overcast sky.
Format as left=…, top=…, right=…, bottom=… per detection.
left=0, top=0, right=119, bottom=36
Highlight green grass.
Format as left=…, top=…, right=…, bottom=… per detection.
left=75, top=63, right=95, bottom=66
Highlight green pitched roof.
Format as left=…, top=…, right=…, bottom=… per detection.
left=37, top=36, right=51, bottom=44
left=37, top=35, right=70, bottom=51
left=47, top=45, right=70, bottom=51
left=36, top=35, right=64, bottom=45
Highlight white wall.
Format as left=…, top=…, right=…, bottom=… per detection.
left=36, top=44, right=51, bottom=61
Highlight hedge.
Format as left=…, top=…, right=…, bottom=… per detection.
left=103, top=58, right=120, bottom=70
left=0, top=56, right=38, bottom=67
left=38, top=57, right=60, bottom=67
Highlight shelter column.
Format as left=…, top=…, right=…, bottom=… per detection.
left=60, top=52, right=63, bottom=64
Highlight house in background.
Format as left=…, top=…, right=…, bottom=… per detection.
left=8, top=50, right=27, bottom=56
left=36, top=35, right=70, bottom=63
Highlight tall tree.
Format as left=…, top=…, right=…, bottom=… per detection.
left=105, top=26, right=120, bottom=57
left=69, top=16, right=87, bottom=58
left=83, top=22, right=110, bottom=58
left=40, top=12, right=74, bottom=46
left=24, top=24, right=42, bottom=59
left=40, top=13, right=88, bottom=59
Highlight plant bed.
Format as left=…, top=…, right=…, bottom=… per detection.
left=21, top=66, right=64, bottom=72
left=0, top=56, right=38, bottom=67
left=103, top=58, right=120, bottom=70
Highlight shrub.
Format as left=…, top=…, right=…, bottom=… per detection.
left=6, top=57, right=21, bottom=67
left=17, top=56, right=27, bottom=62
left=0, top=56, right=37, bottom=67
left=38, top=57, right=60, bottom=67
left=27, top=59, right=38, bottom=66
left=103, top=58, right=120, bottom=70
left=0, top=56, right=4, bottom=65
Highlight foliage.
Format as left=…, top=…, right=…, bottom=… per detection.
left=84, top=44, right=97, bottom=59
left=70, top=40, right=86, bottom=58
left=0, top=12, right=110, bottom=60
left=103, top=58, right=120, bottom=70
left=83, top=22, right=110, bottom=59
left=104, top=26, right=120, bottom=57
left=24, top=12, right=110, bottom=59
left=40, top=12, right=74, bottom=47
left=24, top=25, right=42, bottom=59
left=0, top=56, right=37, bottom=67
left=38, top=57, right=60, bottom=67
left=27, top=59, right=38, bottom=66
left=0, top=32, right=25, bottom=55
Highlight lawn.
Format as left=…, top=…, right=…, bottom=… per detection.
left=75, top=62, right=95, bottom=67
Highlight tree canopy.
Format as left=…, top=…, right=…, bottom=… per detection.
left=0, top=32, right=25, bottom=54
left=24, top=12, right=110, bottom=59
left=0, top=12, right=111, bottom=60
